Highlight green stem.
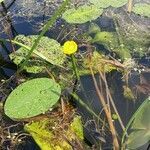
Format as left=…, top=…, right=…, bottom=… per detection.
left=71, top=54, right=80, bottom=80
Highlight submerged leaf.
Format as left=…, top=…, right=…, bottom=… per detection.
left=4, top=78, right=61, bottom=119
left=92, top=31, right=131, bottom=60
left=70, top=116, right=84, bottom=140
left=25, top=116, right=84, bottom=150
left=62, top=5, right=103, bottom=24
left=123, top=85, right=135, bottom=100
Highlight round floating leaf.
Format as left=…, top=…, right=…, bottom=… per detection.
left=89, top=0, right=127, bottom=8
left=132, top=3, right=150, bottom=17
left=4, top=78, right=61, bottom=120
left=62, top=5, right=103, bottom=24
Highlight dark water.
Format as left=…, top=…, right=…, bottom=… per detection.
left=0, top=1, right=150, bottom=150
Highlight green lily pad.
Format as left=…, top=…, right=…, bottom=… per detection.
left=4, top=78, right=61, bottom=120
left=62, top=5, right=103, bottom=24
left=132, top=3, right=150, bottom=17
left=89, top=0, right=127, bottom=8
left=10, top=35, right=66, bottom=73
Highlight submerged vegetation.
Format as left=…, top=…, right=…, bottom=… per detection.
left=0, top=0, right=150, bottom=150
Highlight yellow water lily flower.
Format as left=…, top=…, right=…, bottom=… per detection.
left=62, top=41, right=77, bottom=55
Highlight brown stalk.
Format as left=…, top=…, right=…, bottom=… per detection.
left=98, top=70, right=126, bottom=133
left=89, top=66, right=119, bottom=150
left=127, top=0, right=133, bottom=13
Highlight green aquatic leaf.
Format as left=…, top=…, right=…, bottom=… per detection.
left=25, top=116, right=84, bottom=150
left=131, top=98, right=150, bottom=130
left=132, top=3, right=150, bottom=17
left=89, top=0, right=127, bottom=8
left=62, top=5, right=103, bottom=24
left=4, top=78, right=61, bottom=120
left=88, top=23, right=101, bottom=34
left=70, top=116, right=84, bottom=140
left=92, top=31, right=131, bottom=60
left=125, top=97, right=150, bottom=149
left=9, top=35, right=66, bottom=73
left=127, top=130, right=150, bottom=149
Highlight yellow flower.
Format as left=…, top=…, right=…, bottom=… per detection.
left=62, top=41, right=77, bottom=55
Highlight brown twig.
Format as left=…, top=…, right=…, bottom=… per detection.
left=89, top=66, right=119, bottom=149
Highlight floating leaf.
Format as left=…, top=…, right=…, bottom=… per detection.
left=89, top=0, right=127, bottom=8
left=62, top=5, right=103, bottom=24
left=10, top=35, right=66, bottom=73
left=132, top=3, right=150, bottom=17
left=4, top=78, right=61, bottom=119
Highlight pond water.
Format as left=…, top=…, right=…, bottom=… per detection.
left=0, top=0, right=150, bottom=150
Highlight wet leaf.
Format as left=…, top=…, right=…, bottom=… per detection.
left=126, top=97, right=150, bottom=149
left=9, top=35, right=66, bottom=73
left=4, top=78, right=61, bottom=119
left=127, top=130, right=150, bottom=149
left=131, top=98, right=150, bottom=129
left=89, top=0, right=127, bottom=8
left=25, top=116, right=84, bottom=150
left=62, top=5, right=103, bottom=24
left=92, top=31, right=131, bottom=60
left=70, top=116, right=84, bottom=140
left=132, top=3, right=150, bottom=17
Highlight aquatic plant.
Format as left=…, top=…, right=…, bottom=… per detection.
left=25, top=114, right=84, bottom=149
left=62, top=5, right=103, bottom=24
left=9, top=35, right=66, bottom=73
left=132, top=3, right=150, bottom=17
left=62, top=40, right=78, bottom=55
left=89, top=0, right=127, bottom=8
left=4, top=78, right=61, bottom=120
left=122, top=97, right=150, bottom=149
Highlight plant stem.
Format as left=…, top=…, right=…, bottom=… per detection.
left=127, top=0, right=133, bottom=13
left=71, top=54, right=80, bottom=80
left=90, top=66, right=119, bottom=150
